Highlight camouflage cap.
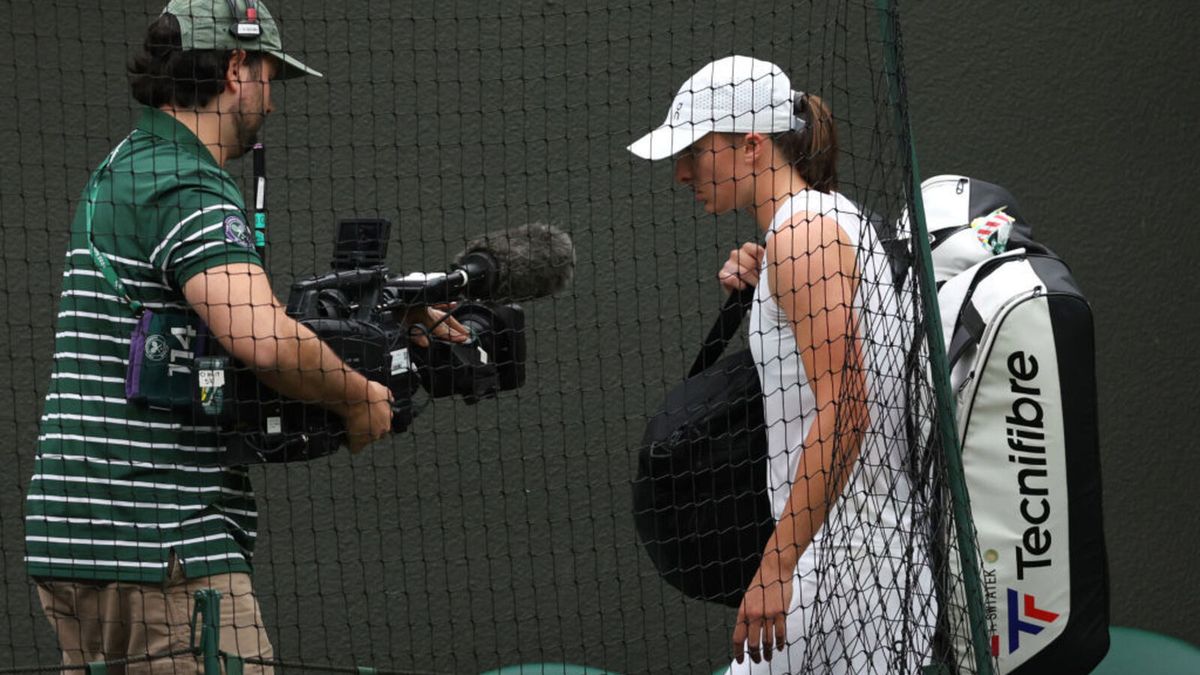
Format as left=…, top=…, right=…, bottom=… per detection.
left=163, top=0, right=322, bottom=79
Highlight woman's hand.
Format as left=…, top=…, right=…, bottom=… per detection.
left=718, top=242, right=766, bottom=293
left=405, top=305, right=471, bottom=348
left=732, top=553, right=794, bottom=664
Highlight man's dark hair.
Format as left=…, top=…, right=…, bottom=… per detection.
left=128, top=13, right=263, bottom=109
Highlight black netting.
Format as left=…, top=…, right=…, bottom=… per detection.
left=1, top=1, right=986, bottom=673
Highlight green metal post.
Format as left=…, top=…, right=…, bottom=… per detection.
left=85, top=662, right=108, bottom=674
left=192, top=589, right=223, bottom=674
left=874, top=2, right=995, bottom=674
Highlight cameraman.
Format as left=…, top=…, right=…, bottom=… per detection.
left=21, top=2, right=459, bottom=672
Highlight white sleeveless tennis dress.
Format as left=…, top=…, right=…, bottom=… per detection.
left=729, top=190, right=935, bottom=674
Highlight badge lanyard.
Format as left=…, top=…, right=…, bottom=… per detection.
left=83, top=134, right=144, bottom=316
left=85, top=134, right=266, bottom=312
left=252, top=142, right=268, bottom=261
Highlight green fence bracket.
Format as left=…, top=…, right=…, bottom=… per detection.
left=357, top=668, right=379, bottom=674
left=874, top=2, right=994, bottom=674
left=191, top=588, right=223, bottom=675
left=85, top=661, right=108, bottom=675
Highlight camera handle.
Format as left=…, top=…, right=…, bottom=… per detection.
left=286, top=267, right=387, bottom=320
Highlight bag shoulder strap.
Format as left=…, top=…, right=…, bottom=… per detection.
left=942, top=252, right=1018, bottom=371
left=947, top=301, right=986, bottom=370
left=688, top=286, right=756, bottom=377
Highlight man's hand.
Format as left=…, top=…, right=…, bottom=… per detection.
left=405, top=305, right=471, bottom=348
left=718, top=242, right=766, bottom=293
left=342, top=380, right=394, bottom=454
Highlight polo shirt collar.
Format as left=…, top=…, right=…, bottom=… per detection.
left=136, top=107, right=220, bottom=167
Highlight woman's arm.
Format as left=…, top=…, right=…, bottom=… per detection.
left=733, top=212, right=870, bottom=663
left=763, top=212, right=869, bottom=583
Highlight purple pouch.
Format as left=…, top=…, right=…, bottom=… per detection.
left=124, top=309, right=207, bottom=409
left=124, top=310, right=155, bottom=401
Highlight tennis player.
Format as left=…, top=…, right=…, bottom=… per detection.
left=629, top=55, right=936, bottom=673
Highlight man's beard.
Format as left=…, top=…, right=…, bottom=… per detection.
left=229, top=110, right=263, bottom=160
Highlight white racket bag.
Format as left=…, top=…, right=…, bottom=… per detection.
left=918, top=175, right=1110, bottom=674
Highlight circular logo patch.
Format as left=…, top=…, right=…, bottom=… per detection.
left=224, top=213, right=254, bottom=249
left=145, top=334, right=170, bottom=362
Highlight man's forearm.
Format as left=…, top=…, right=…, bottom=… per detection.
left=229, top=307, right=375, bottom=417
left=184, top=263, right=379, bottom=416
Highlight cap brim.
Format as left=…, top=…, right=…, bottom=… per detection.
left=627, top=123, right=712, bottom=160
left=274, top=52, right=323, bottom=79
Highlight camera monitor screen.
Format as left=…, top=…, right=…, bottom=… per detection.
left=332, top=218, right=391, bottom=269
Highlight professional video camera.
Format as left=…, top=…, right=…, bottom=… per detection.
left=214, top=219, right=574, bottom=464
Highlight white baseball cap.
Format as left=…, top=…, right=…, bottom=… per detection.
left=628, top=55, right=804, bottom=161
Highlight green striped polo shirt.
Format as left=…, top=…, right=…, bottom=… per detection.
left=26, top=107, right=265, bottom=583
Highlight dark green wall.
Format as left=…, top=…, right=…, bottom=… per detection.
left=0, top=1, right=1195, bottom=673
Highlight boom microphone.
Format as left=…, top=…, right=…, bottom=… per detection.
left=455, top=222, right=575, bottom=302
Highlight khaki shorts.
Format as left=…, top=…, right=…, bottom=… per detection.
left=35, top=557, right=274, bottom=674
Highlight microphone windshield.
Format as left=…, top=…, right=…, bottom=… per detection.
left=456, top=223, right=575, bottom=302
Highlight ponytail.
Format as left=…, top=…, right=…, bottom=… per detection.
left=772, top=92, right=839, bottom=192
left=798, top=93, right=838, bottom=192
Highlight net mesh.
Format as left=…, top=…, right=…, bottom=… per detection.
left=0, top=1, right=984, bottom=673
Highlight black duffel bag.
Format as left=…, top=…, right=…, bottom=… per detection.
left=632, top=287, right=775, bottom=607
